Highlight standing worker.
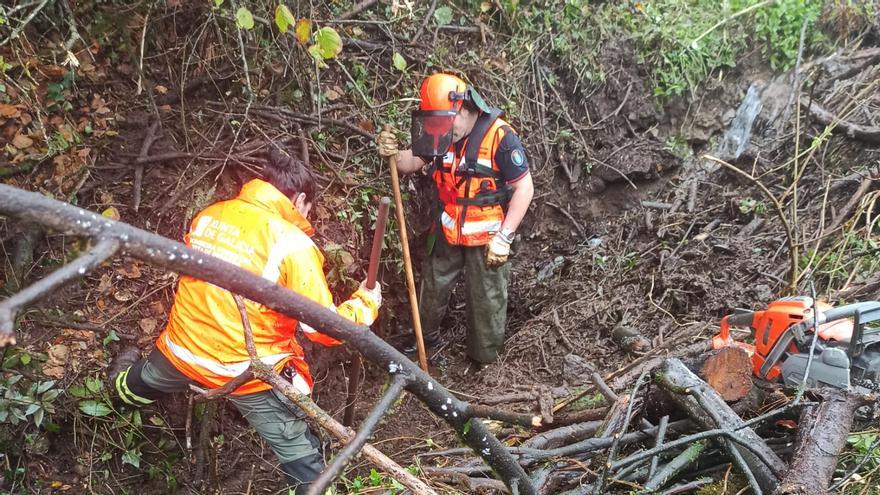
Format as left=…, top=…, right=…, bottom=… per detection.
left=112, top=147, right=382, bottom=493
left=378, top=73, right=534, bottom=366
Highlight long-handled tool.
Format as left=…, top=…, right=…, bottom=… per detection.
left=386, top=125, right=429, bottom=371
left=343, top=196, right=390, bottom=427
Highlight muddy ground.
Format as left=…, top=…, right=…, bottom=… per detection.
left=1, top=2, right=879, bottom=494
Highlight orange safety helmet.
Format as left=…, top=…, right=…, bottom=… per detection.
left=411, top=73, right=492, bottom=157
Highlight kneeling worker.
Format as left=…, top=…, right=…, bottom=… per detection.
left=378, top=73, right=534, bottom=365
left=113, top=147, right=382, bottom=493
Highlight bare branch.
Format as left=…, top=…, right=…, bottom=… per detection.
left=0, top=238, right=119, bottom=346
left=307, top=375, right=407, bottom=495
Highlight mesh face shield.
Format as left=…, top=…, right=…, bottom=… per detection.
left=411, top=110, right=456, bottom=158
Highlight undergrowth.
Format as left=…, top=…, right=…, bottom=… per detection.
left=496, top=0, right=867, bottom=99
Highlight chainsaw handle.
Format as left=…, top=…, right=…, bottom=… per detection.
left=821, top=301, right=880, bottom=324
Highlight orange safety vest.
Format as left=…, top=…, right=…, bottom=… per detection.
left=156, top=179, right=378, bottom=395
left=432, top=109, right=514, bottom=246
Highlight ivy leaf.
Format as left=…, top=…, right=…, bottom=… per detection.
left=85, top=376, right=103, bottom=394
left=121, top=449, right=141, bottom=468
left=392, top=52, right=407, bottom=72
left=235, top=7, right=255, bottom=30
left=294, top=18, right=312, bottom=44
left=79, top=400, right=112, bottom=417
left=275, top=4, right=295, bottom=33
left=433, top=6, right=453, bottom=26
left=69, top=386, right=88, bottom=398
left=313, top=27, right=343, bottom=59
left=102, top=330, right=120, bottom=346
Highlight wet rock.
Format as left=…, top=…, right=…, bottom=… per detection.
left=611, top=324, right=652, bottom=354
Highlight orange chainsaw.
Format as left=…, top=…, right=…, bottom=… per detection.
left=713, top=296, right=880, bottom=392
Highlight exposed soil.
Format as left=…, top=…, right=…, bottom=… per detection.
left=1, top=2, right=879, bottom=494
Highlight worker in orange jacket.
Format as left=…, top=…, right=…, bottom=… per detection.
left=378, top=73, right=534, bottom=365
left=113, top=147, right=381, bottom=493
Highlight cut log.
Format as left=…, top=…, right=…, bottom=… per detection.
left=655, top=358, right=785, bottom=493
left=698, top=346, right=753, bottom=402
left=773, top=388, right=874, bottom=495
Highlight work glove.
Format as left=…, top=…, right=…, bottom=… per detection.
left=486, top=232, right=513, bottom=269
left=377, top=128, right=399, bottom=158
left=358, top=279, right=382, bottom=308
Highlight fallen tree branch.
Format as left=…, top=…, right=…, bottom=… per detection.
left=229, top=294, right=432, bottom=494
left=0, top=238, right=119, bottom=346
left=0, top=184, right=534, bottom=494
left=805, top=99, right=880, bottom=144
left=643, top=439, right=708, bottom=492
left=654, top=358, right=785, bottom=492
left=308, top=374, right=407, bottom=495
left=774, top=388, right=874, bottom=495
left=132, top=119, right=161, bottom=212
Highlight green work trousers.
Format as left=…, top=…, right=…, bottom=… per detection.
left=419, top=231, right=511, bottom=363
left=124, top=350, right=321, bottom=465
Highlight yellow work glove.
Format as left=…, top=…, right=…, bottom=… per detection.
left=377, top=129, right=399, bottom=158
left=358, top=279, right=382, bottom=308
left=486, top=231, right=513, bottom=269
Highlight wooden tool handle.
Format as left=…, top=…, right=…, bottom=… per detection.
left=366, top=197, right=391, bottom=290
left=385, top=124, right=429, bottom=372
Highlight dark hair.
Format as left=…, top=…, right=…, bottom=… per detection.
left=264, top=147, right=316, bottom=203
left=461, top=99, right=479, bottom=113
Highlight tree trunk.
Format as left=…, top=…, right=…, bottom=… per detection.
left=655, top=358, right=785, bottom=493
left=773, top=388, right=873, bottom=495
left=698, top=346, right=753, bottom=402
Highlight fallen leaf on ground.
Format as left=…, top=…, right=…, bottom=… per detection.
left=97, top=273, right=113, bottom=293
left=149, top=300, right=165, bottom=315
left=102, top=206, right=120, bottom=221
left=113, top=290, right=133, bottom=302
left=155, top=85, right=168, bottom=94
left=12, top=134, right=33, bottom=149
left=117, top=261, right=141, bottom=279
left=0, top=103, right=20, bottom=118
left=138, top=318, right=158, bottom=334
left=42, top=344, right=70, bottom=379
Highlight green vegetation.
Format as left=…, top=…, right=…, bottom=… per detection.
left=497, top=0, right=863, bottom=99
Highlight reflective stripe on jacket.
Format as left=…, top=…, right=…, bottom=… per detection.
left=433, top=117, right=510, bottom=246
left=156, top=179, right=378, bottom=395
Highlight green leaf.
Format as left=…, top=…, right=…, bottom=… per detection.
left=313, top=27, right=343, bottom=59
left=132, top=410, right=142, bottom=428
left=307, top=45, right=328, bottom=68
left=42, top=390, right=61, bottom=402
left=122, top=449, right=141, bottom=468
left=369, top=468, right=381, bottom=486
left=275, top=4, right=295, bottom=33
left=392, top=52, right=407, bottom=72
left=235, top=7, right=255, bottom=30
left=85, top=376, right=103, bottom=394
left=33, top=408, right=44, bottom=427
left=20, top=353, right=31, bottom=365
left=79, top=400, right=112, bottom=417
left=25, top=403, right=40, bottom=416
left=37, top=381, right=55, bottom=394
left=433, top=6, right=453, bottom=26
left=69, top=386, right=88, bottom=398
left=148, top=415, right=165, bottom=426
left=0, top=410, right=9, bottom=422
left=102, top=330, right=119, bottom=346
left=213, top=0, right=223, bottom=6
left=462, top=418, right=472, bottom=435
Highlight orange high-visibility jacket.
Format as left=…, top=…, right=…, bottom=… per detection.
left=156, top=179, right=378, bottom=395
left=433, top=117, right=513, bottom=246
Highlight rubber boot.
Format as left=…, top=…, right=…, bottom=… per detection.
left=281, top=453, right=324, bottom=494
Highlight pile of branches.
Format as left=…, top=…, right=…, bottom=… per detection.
left=417, top=345, right=877, bottom=494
